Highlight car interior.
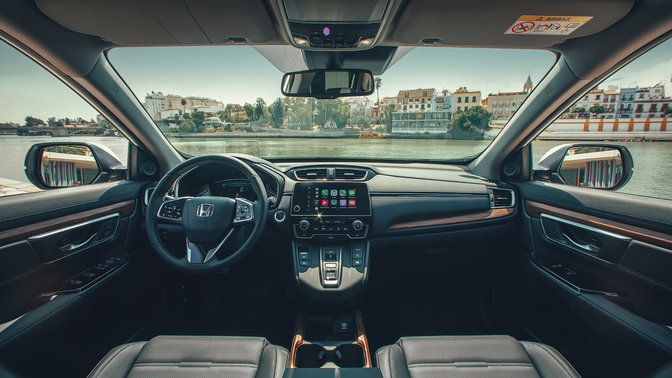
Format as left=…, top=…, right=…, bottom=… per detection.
left=0, top=0, right=672, bottom=377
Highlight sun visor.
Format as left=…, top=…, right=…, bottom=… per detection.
left=34, top=0, right=278, bottom=45
left=387, top=0, right=634, bottom=48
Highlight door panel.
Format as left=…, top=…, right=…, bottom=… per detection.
left=511, top=181, right=672, bottom=376
left=0, top=181, right=144, bottom=362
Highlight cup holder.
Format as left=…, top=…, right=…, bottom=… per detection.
left=295, top=343, right=365, bottom=368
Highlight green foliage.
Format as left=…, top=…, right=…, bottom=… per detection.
left=47, top=117, right=63, bottom=127
left=178, top=120, right=196, bottom=133
left=284, top=98, right=314, bottom=130
left=254, top=98, right=268, bottom=121
left=348, top=106, right=370, bottom=128
left=243, top=103, right=255, bottom=120
left=450, top=106, right=491, bottom=139
left=268, top=99, right=284, bottom=128
left=191, top=111, right=205, bottom=129
left=25, top=116, right=45, bottom=127
left=572, top=107, right=586, bottom=113
left=315, top=99, right=350, bottom=128
left=589, top=105, right=605, bottom=114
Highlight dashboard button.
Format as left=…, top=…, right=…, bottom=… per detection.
left=353, top=259, right=362, bottom=267
left=299, top=260, right=310, bottom=267
left=352, top=248, right=363, bottom=259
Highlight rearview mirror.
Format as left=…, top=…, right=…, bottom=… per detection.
left=24, top=142, right=126, bottom=189
left=281, top=69, right=375, bottom=99
left=533, top=143, right=634, bottom=190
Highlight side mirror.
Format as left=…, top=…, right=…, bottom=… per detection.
left=533, top=143, right=633, bottom=190
left=24, top=142, right=126, bottom=189
left=281, top=69, right=375, bottom=99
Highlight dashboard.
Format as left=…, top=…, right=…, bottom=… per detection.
left=156, top=155, right=517, bottom=298
left=169, top=156, right=517, bottom=238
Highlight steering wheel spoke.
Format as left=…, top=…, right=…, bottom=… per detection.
left=156, top=197, right=189, bottom=224
left=146, top=154, right=268, bottom=273
left=233, top=198, right=255, bottom=225
left=185, top=229, right=234, bottom=264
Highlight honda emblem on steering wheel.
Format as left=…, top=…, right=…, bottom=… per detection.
left=196, top=203, right=214, bottom=217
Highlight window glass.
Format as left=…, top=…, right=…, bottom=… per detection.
left=109, top=46, right=554, bottom=161
left=532, top=38, right=672, bottom=200
left=0, top=40, right=128, bottom=198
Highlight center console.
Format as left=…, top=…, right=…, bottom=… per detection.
left=290, top=182, right=372, bottom=299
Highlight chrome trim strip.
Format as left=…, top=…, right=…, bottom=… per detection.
left=540, top=213, right=630, bottom=242
left=28, top=213, right=120, bottom=240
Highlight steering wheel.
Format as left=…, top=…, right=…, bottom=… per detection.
left=146, top=155, right=268, bottom=273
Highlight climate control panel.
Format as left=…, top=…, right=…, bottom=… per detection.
left=293, top=217, right=369, bottom=239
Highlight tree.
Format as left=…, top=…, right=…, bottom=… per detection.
left=571, top=107, right=586, bottom=113
left=178, top=120, right=196, bottom=133
left=375, top=77, right=382, bottom=106
left=191, top=110, right=205, bottom=129
left=589, top=105, right=605, bottom=115
left=47, top=117, right=63, bottom=127
left=243, top=103, right=255, bottom=120
left=315, top=99, right=350, bottom=128
left=254, top=98, right=268, bottom=121
left=450, top=106, right=491, bottom=139
left=181, top=98, right=187, bottom=113
left=25, top=116, right=45, bottom=127
left=664, top=107, right=672, bottom=115
left=268, top=98, right=284, bottom=128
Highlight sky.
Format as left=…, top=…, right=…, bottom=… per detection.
left=1, top=38, right=671, bottom=124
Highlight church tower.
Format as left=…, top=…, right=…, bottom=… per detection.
left=523, top=75, right=533, bottom=93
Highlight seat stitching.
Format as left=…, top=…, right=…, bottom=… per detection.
left=91, top=343, right=142, bottom=377
left=526, top=342, right=574, bottom=377
left=133, top=362, right=258, bottom=368
left=407, top=362, right=535, bottom=368
left=255, top=341, right=267, bottom=378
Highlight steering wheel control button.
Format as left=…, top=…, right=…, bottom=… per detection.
left=157, top=199, right=186, bottom=222
left=273, top=210, right=286, bottom=223
left=233, top=198, right=255, bottom=224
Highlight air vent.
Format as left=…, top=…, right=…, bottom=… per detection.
left=295, top=168, right=328, bottom=180
left=489, top=188, right=515, bottom=208
left=334, top=168, right=367, bottom=180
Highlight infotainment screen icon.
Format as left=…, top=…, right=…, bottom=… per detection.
left=292, top=182, right=371, bottom=216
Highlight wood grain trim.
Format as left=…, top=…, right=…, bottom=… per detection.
left=354, top=310, right=373, bottom=368
left=288, top=311, right=304, bottom=369
left=525, top=200, right=672, bottom=250
left=0, top=200, right=136, bottom=246
left=387, top=207, right=514, bottom=231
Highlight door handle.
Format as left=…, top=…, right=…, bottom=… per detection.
left=58, top=232, right=98, bottom=253
left=562, top=233, right=599, bottom=253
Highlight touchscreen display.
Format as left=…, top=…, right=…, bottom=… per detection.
left=292, top=182, right=370, bottom=216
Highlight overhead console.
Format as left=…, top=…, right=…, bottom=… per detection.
left=277, top=0, right=398, bottom=50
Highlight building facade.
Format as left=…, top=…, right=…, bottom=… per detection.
left=391, top=111, right=451, bottom=134
left=396, top=88, right=435, bottom=112
left=452, top=87, right=482, bottom=113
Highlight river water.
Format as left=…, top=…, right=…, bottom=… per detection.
left=0, top=135, right=669, bottom=200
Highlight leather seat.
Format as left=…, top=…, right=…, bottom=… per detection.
left=88, top=336, right=288, bottom=378
left=376, top=335, right=580, bottom=378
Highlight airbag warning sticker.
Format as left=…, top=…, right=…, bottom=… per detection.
left=505, top=16, right=592, bottom=35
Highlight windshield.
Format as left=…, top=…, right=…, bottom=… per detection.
left=108, top=47, right=555, bottom=161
